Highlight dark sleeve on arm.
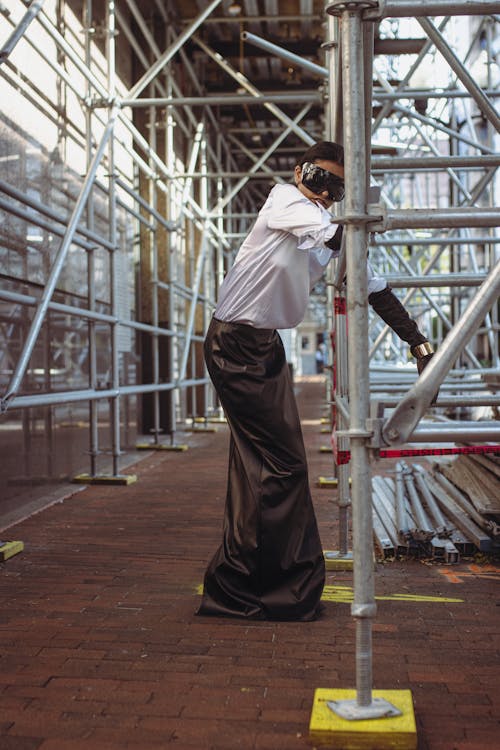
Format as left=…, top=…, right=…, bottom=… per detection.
left=325, top=224, right=343, bottom=252
left=368, top=286, right=427, bottom=348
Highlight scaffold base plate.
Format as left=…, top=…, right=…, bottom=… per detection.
left=317, top=476, right=352, bottom=487
left=0, top=541, right=24, bottom=561
left=136, top=443, right=188, bottom=452
left=310, top=688, right=416, bottom=750
left=317, top=476, right=338, bottom=487
left=72, top=474, right=137, bottom=486
left=324, top=550, right=354, bottom=570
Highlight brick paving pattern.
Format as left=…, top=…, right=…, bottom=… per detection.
left=0, top=378, right=498, bottom=749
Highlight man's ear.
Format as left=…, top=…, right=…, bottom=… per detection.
left=294, top=165, right=302, bottom=184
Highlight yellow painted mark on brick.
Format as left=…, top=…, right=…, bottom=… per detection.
left=310, top=688, right=417, bottom=750
left=195, top=583, right=463, bottom=604
left=321, top=585, right=463, bottom=604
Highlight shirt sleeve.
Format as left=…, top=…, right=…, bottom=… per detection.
left=266, top=185, right=338, bottom=250
left=309, top=247, right=334, bottom=288
left=367, top=260, right=387, bottom=295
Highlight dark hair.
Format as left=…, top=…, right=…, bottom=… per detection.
left=297, top=140, right=344, bottom=167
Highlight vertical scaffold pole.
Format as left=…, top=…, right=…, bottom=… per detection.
left=323, top=6, right=353, bottom=571
left=342, top=3, right=375, bottom=709
left=106, top=1, right=121, bottom=477
left=310, top=3, right=414, bottom=731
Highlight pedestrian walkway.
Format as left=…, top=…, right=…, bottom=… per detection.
left=0, top=378, right=498, bottom=750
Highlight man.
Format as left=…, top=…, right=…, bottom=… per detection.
left=198, top=141, right=433, bottom=621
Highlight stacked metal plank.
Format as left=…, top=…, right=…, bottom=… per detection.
left=371, top=453, right=500, bottom=562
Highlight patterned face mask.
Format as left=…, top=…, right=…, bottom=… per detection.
left=300, top=161, right=345, bottom=202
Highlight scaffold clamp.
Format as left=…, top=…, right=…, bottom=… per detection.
left=326, top=0, right=380, bottom=17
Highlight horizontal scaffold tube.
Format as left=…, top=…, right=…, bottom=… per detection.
left=372, top=155, right=500, bottom=171
left=383, top=273, right=487, bottom=287
left=4, top=379, right=211, bottom=411
left=408, top=422, right=500, bottom=443
left=121, top=93, right=321, bottom=107
left=371, top=206, right=500, bottom=231
left=362, top=0, right=500, bottom=18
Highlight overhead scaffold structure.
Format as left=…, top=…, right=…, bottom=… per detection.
left=0, top=1, right=499, bottom=745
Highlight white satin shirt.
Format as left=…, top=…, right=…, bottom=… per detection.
left=214, top=184, right=339, bottom=329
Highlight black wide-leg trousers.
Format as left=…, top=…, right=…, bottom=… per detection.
left=198, top=317, right=325, bottom=621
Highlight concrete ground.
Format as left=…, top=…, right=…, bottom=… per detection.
left=0, top=377, right=498, bottom=750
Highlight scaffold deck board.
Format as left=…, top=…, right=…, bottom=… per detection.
left=440, top=456, right=500, bottom=516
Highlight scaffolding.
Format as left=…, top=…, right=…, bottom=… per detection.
left=0, top=0, right=499, bottom=731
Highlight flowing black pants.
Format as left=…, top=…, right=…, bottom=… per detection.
left=198, top=317, right=325, bottom=621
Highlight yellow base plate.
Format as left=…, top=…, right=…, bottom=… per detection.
left=72, top=473, right=137, bottom=485
left=136, top=443, right=188, bottom=452
left=324, top=550, right=354, bottom=571
left=0, top=541, right=24, bottom=561
left=310, top=688, right=417, bottom=750
left=317, top=475, right=352, bottom=487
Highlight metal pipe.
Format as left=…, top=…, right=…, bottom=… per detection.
left=413, top=466, right=448, bottom=533
left=121, top=92, right=321, bottom=107
left=374, top=207, right=500, bottom=231
left=372, top=236, right=500, bottom=246
left=0, top=0, right=45, bottom=62
left=0, top=196, right=96, bottom=252
left=115, top=178, right=177, bottom=232
left=240, top=31, right=328, bottom=78
left=127, top=0, right=223, bottom=100
left=403, top=467, right=436, bottom=536
left=374, top=394, right=500, bottom=408
left=372, top=87, right=500, bottom=101
left=418, top=17, right=500, bottom=133
left=35, top=7, right=109, bottom=99
left=372, top=155, right=500, bottom=170
left=0, top=108, right=118, bottom=414
left=372, top=0, right=500, bottom=18
left=85, top=0, right=98, bottom=477
left=0, top=288, right=177, bottom=335
left=403, top=422, right=500, bottom=442
left=5, top=378, right=211, bottom=411
left=383, top=261, right=500, bottom=445
left=381, top=273, right=487, bottom=287
left=342, top=5, right=375, bottom=710
left=0, top=179, right=115, bottom=251
left=395, top=463, right=409, bottom=537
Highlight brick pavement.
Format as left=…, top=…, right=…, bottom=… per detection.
left=0, top=377, right=498, bottom=750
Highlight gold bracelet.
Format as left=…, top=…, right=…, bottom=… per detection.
left=412, top=342, right=434, bottom=358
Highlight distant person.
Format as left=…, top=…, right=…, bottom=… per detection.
left=315, top=346, right=325, bottom=373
